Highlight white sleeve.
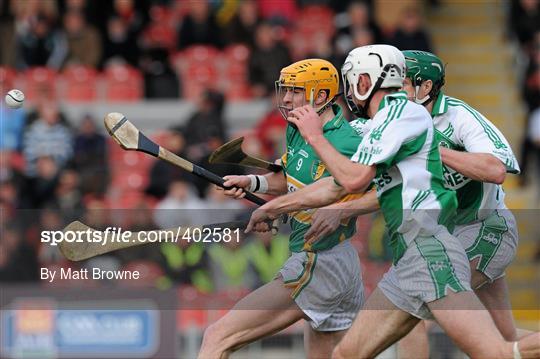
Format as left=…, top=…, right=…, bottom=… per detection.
left=453, top=107, right=520, bottom=174
left=351, top=108, right=427, bottom=172
left=349, top=118, right=371, bottom=138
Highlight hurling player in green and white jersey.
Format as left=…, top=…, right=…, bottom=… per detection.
left=246, top=45, right=540, bottom=359
left=309, top=51, right=534, bottom=356
left=398, top=49, right=535, bottom=353
left=198, top=59, right=365, bottom=359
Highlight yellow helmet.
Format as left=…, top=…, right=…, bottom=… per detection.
left=275, top=59, right=339, bottom=117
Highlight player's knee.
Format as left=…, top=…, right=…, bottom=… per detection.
left=201, top=322, right=225, bottom=347
left=201, top=321, right=239, bottom=353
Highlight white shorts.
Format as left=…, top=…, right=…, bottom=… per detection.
left=378, top=230, right=472, bottom=320
left=457, top=209, right=518, bottom=283
left=279, top=240, right=364, bottom=331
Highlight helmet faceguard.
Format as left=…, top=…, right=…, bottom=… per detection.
left=341, top=45, right=406, bottom=118
left=275, top=59, right=340, bottom=119
left=403, top=50, right=445, bottom=105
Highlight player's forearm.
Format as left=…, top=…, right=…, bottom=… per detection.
left=261, top=177, right=347, bottom=217
left=324, top=189, right=380, bottom=220
left=439, top=148, right=506, bottom=184
left=308, top=135, right=373, bottom=193
left=263, top=171, right=288, bottom=195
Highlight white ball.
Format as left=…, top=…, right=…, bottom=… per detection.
left=5, top=89, right=25, bottom=109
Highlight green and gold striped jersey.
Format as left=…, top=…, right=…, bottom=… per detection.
left=281, top=105, right=363, bottom=252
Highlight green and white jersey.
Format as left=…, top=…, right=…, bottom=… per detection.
left=351, top=92, right=457, bottom=263
left=349, top=117, right=371, bottom=138
left=282, top=105, right=363, bottom=253
left=431, top=93, right=520, bottom=225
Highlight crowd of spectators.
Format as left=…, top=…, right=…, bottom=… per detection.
left=0, top=0, right=432, bottom=289
left=509, top=0, right=540, bottom=261
left=510, top=0, right=540, bottom=190
left=0, top=0, right=433, bottom=100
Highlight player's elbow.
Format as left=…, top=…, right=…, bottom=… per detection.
left=341, top=177, right=367, bottom=194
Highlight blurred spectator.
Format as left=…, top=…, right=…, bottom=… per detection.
left=54, top=169, right=84, bottom=216
left=102, top=16, right=140, bottom=67
left=519, top=33, right=540, bottom=184
left=22, top=103, right=73, bottom=177
left=0, top=151, right=25, bottom=200
left=111, top=0, right=147, bottom=36
left=225, top=0, right=260, bottom=47
left=257, top=0, right=298, bottom=25
left=37, top=206, right=67, bottom=264
left=116, top=198, right=164, bottom=266
left=0, top=178, right=17, bottom=204
left=183, top=89, right=227, bottom=160
left=521, top=104, right=540, bottom=187
left=203, top=186, right=246, bottom=222
left=141, top=48, right=180, bottom=98
left=177, top=1, right=223, bottom=49
left=19, top=156, right=60, bottom=208
left=82, top=196, right=111, bottom=230
left=254, top=93, right=287, bottom=159
left=247, top=232, right=289, bottom=286
left=208, top=237, right=257, bottom=291
left=0, top=107, right=26, bottom=151
left=509, top=0, right=540, bottom=49
left=334, top=1, right=381, bottom=62
left=386, top=6, right=432, bottom=52
left=153, top=180, right=207, bottom=229
left=522, top=31, right=540, bottom=112
left=0, top=225, right=39, bottom=282
left=0, top=0, right=16, bottom=66
left=63, top=10, right=102, bottom=68
left=160, top=240, right=213, bottom=293
left=16, top=13, right=68, bottom=70
left=248, top=21, right=291, bottom=97
left=72, top=115, right=108, bottom=195
left=146, top=130, right=190, bottom=199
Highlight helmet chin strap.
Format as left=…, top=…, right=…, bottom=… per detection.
left=310, top=88, right=342, bottom=116
left=414, top=85, right=431, bottom=105
left=349, top=64, right=395, bottom=119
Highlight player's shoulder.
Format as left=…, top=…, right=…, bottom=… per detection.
left=374, top=97, right=430, bottom=126
left=326, top=118, right=362, bottom=151
left=445, top=96, right=485, bottom=119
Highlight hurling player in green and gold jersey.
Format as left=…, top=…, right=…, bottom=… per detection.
left=198, top=59, right=366, bottom=359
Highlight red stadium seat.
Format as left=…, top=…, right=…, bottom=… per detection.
left=61, top=65, right=98, bottom=102
left=180, top=63, right=219, bottom=100
left=149, top=4, right=176, bottom=24
left=297, top=5, right=334, bottom=37
left=24, top=67, right=57, bottom=101
left=223, top=44, right=250, bottom=63
left=143, top=23, right=177, bottom=50
left=104, top=64, right=143, bottom=102
left=171, top=46, right=220, bottom=72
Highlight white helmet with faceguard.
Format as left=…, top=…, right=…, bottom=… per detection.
left=341, top=44, right=406, bottom=118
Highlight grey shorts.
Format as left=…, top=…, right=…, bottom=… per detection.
left=378, top=230, right=472, bottom=320
left=457, top=209, right=518, bottom=283
left=279, top=240, right=364, bottom=331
